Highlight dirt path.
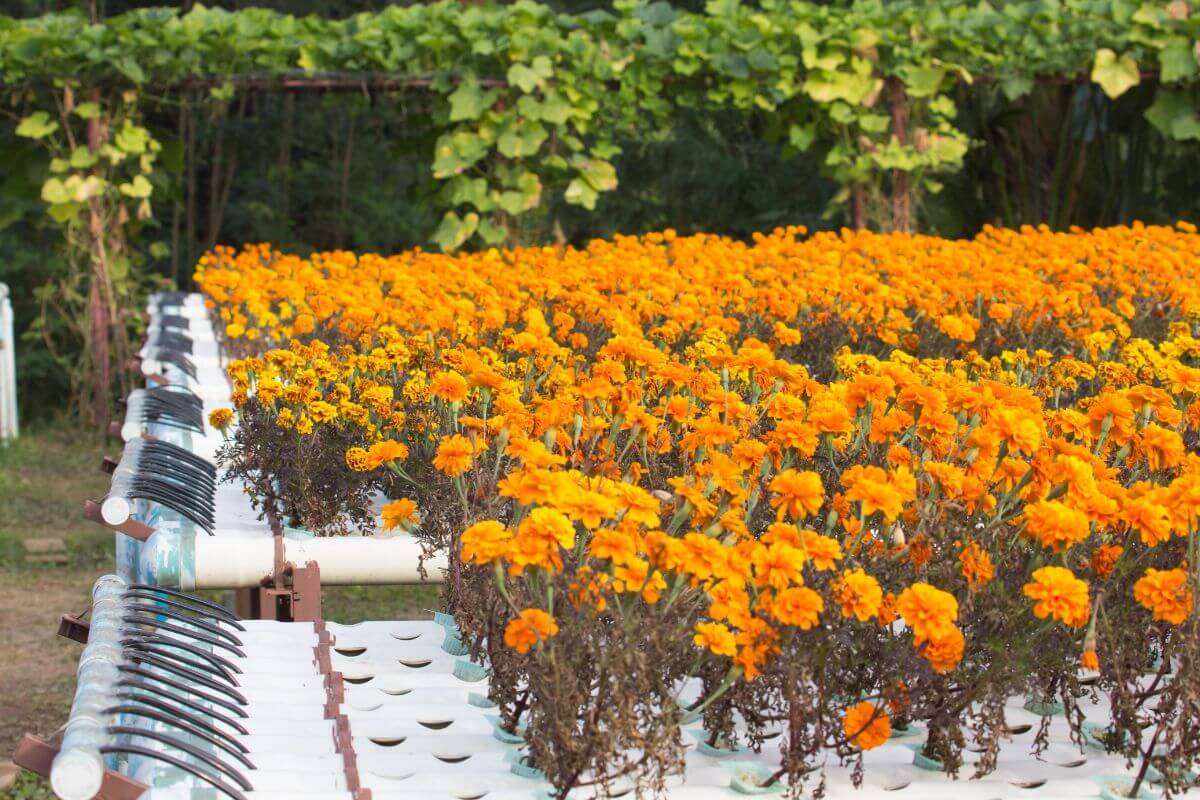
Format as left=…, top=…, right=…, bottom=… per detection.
left=0, top=569, right=94, bottom=757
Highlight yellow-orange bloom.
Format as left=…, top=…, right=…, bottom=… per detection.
left=768, top=469, right=824, bottom=519
left=834, top=568, right=883, bottom=622
left=208, top=407, right=235, bottom=430
left=1023, top=500, right=1091, bottom=552
left=434, top=434, right=475, bottom=476
left=381, top=498, right=418, bottom=531
left=504, top=608, right=559, bottom=653
left=1134, top=567, right=1193, bottom=624
left=694, top=622, right=737, bottom=657
left=461, top=520, right=511, bottom=565
left=770, top=586, right=823, bottom=629
left=843, top=701, right=891, bottom=750
left=1023, top=566, right=1090, bottom=627
left=430, top=370, right=470, bottom=403
left=897, top=583, right=959, bottom=643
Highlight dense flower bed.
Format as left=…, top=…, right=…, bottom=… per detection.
left=198, top=224, right=1200, bottom=797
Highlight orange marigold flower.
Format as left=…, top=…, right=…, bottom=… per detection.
left=1091, top=544, right=1123, bottom=578
left=694, top=622, right=737, bottom=657
left=504, top=608, right=558, bottom=654
left=771, top=586, right=823, bottom=629
left=208, top=407, right=235, bottom=430
left=366, top=439, right=409, bottom=469
left=802, top=529, right=842, bottom=571
left=461, top=520, right=511, bottom=565
left=959, top=542, right=993, bottom=591
left=381, top=498, right=418, bottom=532
left=1080, top=648, right=1100, bottom=671
left=922, top=627, right=965, bottom=673
left=1023, top=566, right=1090, bottom=627
left=843, top=701, right=891, bottom=750
left=1022, top=500, right=1091, bottom=552
left=768, top=469, right=825, bottom=519
left=1134, top=567, right=1193, bottom=625
left=751, top=542, right=807, bottom=591
left=345, top=447, right=371, bottom=471
left=429, top=370, right=470, bottom=403
left=897, top=583, right=959, bottom=643
left=433, top=434, right=475, bottom=476
left=834, top=568, right=883, bottom=622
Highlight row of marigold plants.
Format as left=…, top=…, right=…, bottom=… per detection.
left=198, top=223, right=1200, bottom=798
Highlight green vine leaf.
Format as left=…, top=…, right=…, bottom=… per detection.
left=1091, top=49, right=1140, bottom=99
left=16, top=111, right=58, bottom=140
left=448, top=75, right=498, bottom=122
left=1145, top=90, right=1200, bottom=140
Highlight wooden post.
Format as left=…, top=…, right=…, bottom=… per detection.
left=86, top=89, right=111, bottom=431
left=889, top=78, right=911, bottom=233
left=851, top=184, right=867, bottom=230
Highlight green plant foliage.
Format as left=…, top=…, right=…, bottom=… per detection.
left=1, top=0, right=1196, bottom=247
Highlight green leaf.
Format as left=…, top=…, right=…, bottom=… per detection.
left=431, top=210, right=479, bottom=252
left=115, top=123, right=151, bottom=155
left=1091, top=49, right=1140, bottom=99
left=432, top=131, right=489, bottom=177
left=788, top=123, right=816, bottom=151
left=69, top=147, right=99, bottom=169
left=16, top=111, right=58, bottom=140
left=477, top=217, right=507, bottom=245
left=448, top=75, right=498, bottom=122
left=47, top=201, right=84, bottom=223
left=564, top=158, right=617, bottom=210
left=119, top=175, right=153, bottom=199
left=72, top=102, right=101, bottom=120
left=899, top=65, right=945, bottom=98
left=40, top=177, right=70, bottom=205
left=497, top=119, right=547, bottom=159
left=1145, top=90, right=1200, bottom=140
left=1159, top=39, right=1198, bottom=83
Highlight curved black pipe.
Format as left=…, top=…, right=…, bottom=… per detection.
left=122, top=589, right=245, bottom=630
left=126, top=585, right=238, bottom=621
left=103, top=703, right=252, bottom=764
left=121, top=650, right=247, bottom=704
left=122, top=611, right=245, bottom=654
left=107, top=725, right=253, bottom=790
left=124, top=629, right=243, bottom=675
left=116, top=686, right=249, bottom=734
left=98, top=744, right=246, bottom=800
left=121, top=606, right=243, bottom=652
left=123, top=636, right=240, bottom=685
left=116, top=668, right=248, bottom=721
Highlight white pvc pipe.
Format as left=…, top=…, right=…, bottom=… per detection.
left=51, top=575, right=127, bottom=800
left=194, top=535, right=447, bottom=587
left=101, top=438, right=144, bottom=525
left=0, top=282, right=17, bottom=441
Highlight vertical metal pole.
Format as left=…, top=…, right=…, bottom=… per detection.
left=0, top=282, right=17, bottom=441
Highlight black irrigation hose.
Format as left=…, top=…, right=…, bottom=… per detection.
left=123, top=589, right=245, bottom=631
left=121, top=650, right=247, bottom=705
left=122, top=611, right=245, bottom=657
left=107, top=726, right=253, bottom=791
left=123, top=606, right=242, bottom=648
left=115, top=670, right=247, bottom=726
left=153, top=348, right=198, bottom=379
left=144, top=437, right=217, bottom=475
left=102, top=704, right=253, bottom=766
left=116, top=685, right=249, bottom=733
left=143, top=389, right=205, bottom=433
left=99, top=744, right=248, bottom=800
left=127, top=481, right=214, bottom=533
left=155, top=331, right=194, bottom=355
left=124, top=633, right=241, bottom=686
left=126, top=585, right=240, bottom=622
left=157, top=313, right=190, bottom=330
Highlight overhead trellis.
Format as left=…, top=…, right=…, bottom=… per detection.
left=0, top=0, right=1197, bottom=428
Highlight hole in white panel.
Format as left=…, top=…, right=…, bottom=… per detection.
left=335, top=647, right=367, bottom=657
left=761, top=731, right=782, bottom=740
left=349, top=701, right=383, bottom=712
left=455, top=792, right=487, bottom=799
left=399, top=659, right=432, bottom=669
left=435, top=754, right=472, bottom=764
left=380, top=687, right=413, bottom=696
left=1004, top=724, right=1032, bottom=735
left=370, top=770, right=415, bottom=781
left=1009, top=780, right=1046, bottom=789
left=1057, top=759, right=1087, bottom=768
left=1078, top=675, right=1100, bottom=687
left=882, top=781, right=910, bottom=792
left=345, top=675, right=375, bottom=685
left=419, top=719, right=454, bottom=730
left=391, top=632, right=422, bottom=641
left=370, top=736, right=407, bottom=747
left=608, top=788, right=633, bottom=798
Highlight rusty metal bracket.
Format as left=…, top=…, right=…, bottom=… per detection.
left=13, top=734, right=148, bottom=800
left=58, top=614, right=90, bottom=644
left=82, top=500, right=154, bottom=541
